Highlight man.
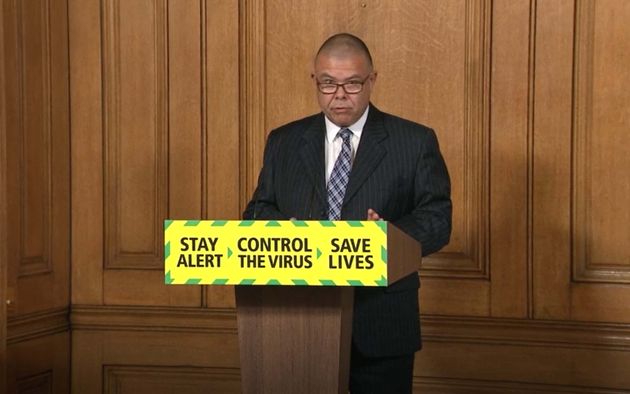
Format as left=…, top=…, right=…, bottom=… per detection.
left=243, top=33, right=452, bottom=393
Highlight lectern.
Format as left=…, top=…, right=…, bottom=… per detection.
left=164, top=220, right=421, bottom=394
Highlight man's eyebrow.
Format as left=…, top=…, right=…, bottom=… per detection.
left=316, top=73, right=364, bottom=81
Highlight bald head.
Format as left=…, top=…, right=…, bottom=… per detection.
left=312, top=33, right=376, bottom=127
left=315, top=33, right=373, bottom=70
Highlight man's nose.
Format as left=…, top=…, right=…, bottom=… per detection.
left=334, top=86, right=348, bottom=99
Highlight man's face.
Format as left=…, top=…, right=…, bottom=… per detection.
left=313, top=52, right=376, bottom=127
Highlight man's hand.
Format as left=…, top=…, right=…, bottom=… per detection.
left=367, top=208, right=381, bottom=221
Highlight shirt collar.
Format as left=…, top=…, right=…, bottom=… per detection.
left=324, top=106, right=370, bottom=142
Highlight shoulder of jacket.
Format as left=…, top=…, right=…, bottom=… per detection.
left=379, top=110, right=434, bottom=139
left=269, top=113, right=321, bottom=139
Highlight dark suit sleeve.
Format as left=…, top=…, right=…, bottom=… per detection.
left=393, top=128, right=452, bottom=256
left=243, top=130, right=290, bottom=220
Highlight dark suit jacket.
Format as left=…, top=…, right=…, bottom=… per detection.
left=243, top=104, right=452, bottom=357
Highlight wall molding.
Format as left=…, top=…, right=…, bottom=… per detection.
left=422, top=315, right=630, bottom=351
left=239, top=0, right=266, bottom=208
left=526, top=0, right=538, bottom=318
left=414, top=375, right=629, bottom=393
left=7, top=307, right=69, bottom=344
left=70, top=305, right=237, bottom=334
left=17, top=370, right=53, bottom=394
left=104, top=365, right=240, bottom=394
left=69, top=305, right=630, bottom=351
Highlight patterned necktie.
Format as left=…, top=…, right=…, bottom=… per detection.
left=327, top=128, right=353, bottom=220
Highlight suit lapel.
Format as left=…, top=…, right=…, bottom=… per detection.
left=298, top=114, right=327, bottom=210
left=343, top=105, right=388, bottom=207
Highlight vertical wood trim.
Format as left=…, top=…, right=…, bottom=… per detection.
left=527, top=0, right=538, bottom=318
left=200, top=0, right=207, bottom=222
left=488, top=0, right=530, bottom=318
left=467, top=0, right=491, bottom=279
left=239, top=0, right=266, bottom=209
left=532, top=0, right=575, bottom=320
left=572, top=0, right=594, bottom=284
left=572, top=0, right=595, bottom=283
left=69, top=0, right=105, bottom=304
left=200, top=0, right=208, bottom=308
left=49, top=0, right=71, bottom=310
left=101, top=0, right=119, bottom=270
left=0, top=0, right=9, bottom=387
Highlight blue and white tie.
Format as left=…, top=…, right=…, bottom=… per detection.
left=327, top=128, right=353, bottom=220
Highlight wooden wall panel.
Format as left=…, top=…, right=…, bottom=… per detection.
left=8, top=332, right=69, bottom=394
left=417, top=315, right=630, bottom=391
left=103, top=0, right=168, bottom=271
left=104, top=366, right=240, bottom=394
left=70, top=0, right=200, bottom=308
left=70, top=0, right=241, bottom=308
left=69, top=1, right=241, bottom=392
left=573, top=0, right=630, bottom=283
left=72, top=313, right=240, bottom=394
left=14, top=0, right=53, bottom=279
left=2, top=0, right=71, bottom=392
left=534, top=0, right=630, bottom=324
left=414, top=0, right=494, bottom=316
left=4, top=0, right=69, bottom=314
left=17, top=371, right=52, bottom=394
left=69, top=0, right=105, bottom=306
left=100, top=0, right=198, bottom=307
left=415, top=341, right=630, bottom=393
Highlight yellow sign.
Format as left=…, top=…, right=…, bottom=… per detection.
left=164, top=220, right=389, bottom=286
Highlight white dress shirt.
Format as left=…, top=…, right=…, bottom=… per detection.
left=324, top=106, right=369, bottom=184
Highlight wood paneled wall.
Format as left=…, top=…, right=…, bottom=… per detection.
left=2, top=0, right=71, bottom=392
left=2, top=0, right=630, bottom=393
left=69, top=0, right=241, bottom=392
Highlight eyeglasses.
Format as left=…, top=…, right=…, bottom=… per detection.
left=314, top=75, right=371, bottom=94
